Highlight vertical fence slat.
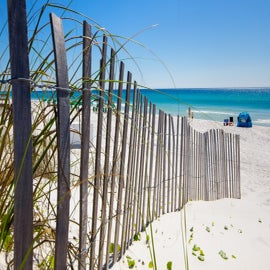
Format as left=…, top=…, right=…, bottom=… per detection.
left=140, top=96, right=148, bottom=230
left=217, top=130, right=221, bottom=199
left=90, top=34, right=107, bottom=270
left=170, top=115, right=176, bottom=212
left=178, top=117, right=184, bottom=209
left=113, top=71, right=132, bottom=262
left=210, top=130, right=215, bottom=200
left=125, top=84, right=139, bottom=251
left=144, top=102, right=152, bottom=224
left=236, top=134, right=241, bottom=198
left=78, top=21, right=92, bottom=270
left=147, top=104, right=156, bottom=222
left=200, top=133, right=204, bottom=200
left=171, top=116, right=176, bottom=211
left=156, top=110, right=164, bottom=217
left=191, top=129, right=194, bottom=200
left=162, top=113, right=167, bottom=214
left=128, top=87, right=140, bottom=248
left=208, top=130, right=213, bottom=200
left=175, top=116, right=180, bottom=210
left=203, top=133, right=209, bottom=201
left=152, top=110, right=160, bottom=219
left=229, top=133, right=233, bottom=198
left=220, top=130, right=226, bottom=199
left=224, top=133, right=229, bottom=198
left=196, top=131, right=199, bottom=199
left=8, top=0, right=33, bottom=268
left=121, top=82, right=139, bottom=254
left=182, top=117, right=189, bottom=206
left=135, top=94, right=143, bottom=230
left=106, top=61, right=125, bottom=268
left=142, top=100, right=152, bottom=228
left=198, top=132, right=201, bottom=200
left=167, top=114, right=171, bottom=213
left=50, top=13, right=71, bottom=270
left=231, top=134, right=235, bottom=198
left=209, top=130, right=214, bottom=200
left=98, top=48, right=115, bottom=270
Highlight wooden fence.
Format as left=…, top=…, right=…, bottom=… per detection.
left=4, top=2, right=240, bottom=269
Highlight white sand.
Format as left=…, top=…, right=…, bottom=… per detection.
left=1, top=115, right=269, bottom=270
left=111, top=120, right=270, bottom=270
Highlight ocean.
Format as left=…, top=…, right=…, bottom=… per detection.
left=31, top=88, right=270, bottom=127
left=139, top=88, right=270, bottom=127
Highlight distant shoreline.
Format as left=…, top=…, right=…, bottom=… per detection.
left=4, top=87, right=270, bottom=127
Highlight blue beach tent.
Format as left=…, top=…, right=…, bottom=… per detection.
left=237, top=112, right=252, bottom=128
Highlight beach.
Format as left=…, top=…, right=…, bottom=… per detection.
left=111, top=119, right=270, bottom=270
left=0, top=112, right=269, bottom=269
left=1, top=0, right=270, bottom=268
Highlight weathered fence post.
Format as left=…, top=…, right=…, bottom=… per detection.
left=114, top=71, right=132, bottom=262
left=147, top=103, right=156, bottom=223
left=106, top=61, right=125, bottom=268
left=7, top=0, right=33, bottom=268
left=129, top=88, right=142, bottom=235
left=98, top=48, right=116, bottom=270
left=90, top=34, right=107, bottom=270
left=79, top=21, right=92, bottom=270
left=134, top=93, right=143, bottom=229
left=121, top=82, right=138, bottom=254
left=175, top=115, right=180, bottom=210
left=125, top=83, right=139, bottom=252
left=236, top=134, right=241, bottom=199
left=153, top=110, right=162, bottom=217
left=162, top=112, right=167, bottom=214
left=50, top=13, right=71, bottom=270
left=144, top=102, right=153, bottom=225
left=137, top=96, right=148, bottom=230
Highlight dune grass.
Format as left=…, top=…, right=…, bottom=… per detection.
left=0, top=1, right=187, bottom=269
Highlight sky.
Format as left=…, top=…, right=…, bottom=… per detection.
left=1, top=0, right=270, bottom=88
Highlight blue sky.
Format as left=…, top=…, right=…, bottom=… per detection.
left=74, top=0, right=270, bottom=88
left=1, top=0, right=270, bottom=88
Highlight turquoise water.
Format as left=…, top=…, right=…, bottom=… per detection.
left=138, top=88, right=270, bottom=127
left=31, top=88, right=270, bottom=127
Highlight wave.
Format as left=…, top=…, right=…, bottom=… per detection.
left=253, top=119, right=270, bottom=124
left=192, top=110, right=235, bottom=116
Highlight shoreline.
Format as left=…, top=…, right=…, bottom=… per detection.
left=26, top=87, right=270, bottom=128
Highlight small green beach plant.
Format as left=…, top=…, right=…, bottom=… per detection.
left=166, top=261, right=173, bottom=270
left=218, top=250, right=228, bottom=260
left=126, top=255, right=136, bottom=269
